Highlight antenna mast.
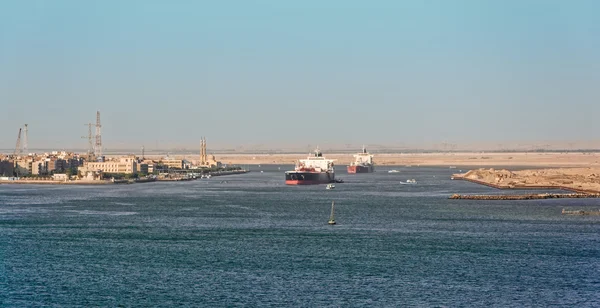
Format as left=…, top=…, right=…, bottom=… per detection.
left=94, top=111, right=102, bottom=157
left=82, top=123, right=94, bottom=158
left=23, top=124, right=28, bottom=154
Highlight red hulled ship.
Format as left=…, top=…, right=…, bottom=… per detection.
left=347, top=146, right=374, bottom=173
left=285, top=148, right=335, bottom=185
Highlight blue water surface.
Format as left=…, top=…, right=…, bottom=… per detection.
left=1, top=166, right=599, bottom=307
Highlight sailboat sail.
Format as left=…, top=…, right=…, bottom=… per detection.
left=328, top=201, right=336, bottom=225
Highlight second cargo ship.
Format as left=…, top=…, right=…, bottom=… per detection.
left=347, top=146, right=374, bottom=173
left=285, top=148, right=335, bottom=185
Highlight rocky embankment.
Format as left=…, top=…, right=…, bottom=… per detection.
left=453, top=167, right=600, bottom=193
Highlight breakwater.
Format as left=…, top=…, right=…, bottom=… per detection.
left=562, top=209, right=600, bottom=216
left=449, top=193, right=600, bottom=200
left=208, top=170, right=250, bottom=176
left=451, top=175, right=598, bottom=194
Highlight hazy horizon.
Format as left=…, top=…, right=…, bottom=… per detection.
left=2, top=139, right=600, bottom=156
left=2, top=1, right=599, bottom=150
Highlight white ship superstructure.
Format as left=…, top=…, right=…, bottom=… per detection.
left=285, top=148, right=336, bottom=185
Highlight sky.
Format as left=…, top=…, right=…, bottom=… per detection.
left=1, top=0, right=599, bottom=151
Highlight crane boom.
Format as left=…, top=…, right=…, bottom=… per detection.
left=14, top=128, right=22, bottom=156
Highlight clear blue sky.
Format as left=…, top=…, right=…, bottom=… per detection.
left=1, top=0, right=599, bottom=150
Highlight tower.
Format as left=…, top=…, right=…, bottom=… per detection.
left=23, top=124, right=28, bottom=154
left=94, top=111, right=102, bottom=157
left=200, top=137, right=207, bottom=165
left=82, top=123, right=93, bottom=158
left=141, top=145, right=145, bottom=160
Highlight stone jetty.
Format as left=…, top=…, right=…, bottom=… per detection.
left=562, top=209, right=600, bottom=216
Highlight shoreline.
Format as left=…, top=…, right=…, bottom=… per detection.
left=141, top=152, right=600, bottom=168
left=452, top=167, right=600, bottom=194
left=451, top=175, right=600, bottom=194
left=0, top=170, right=250, bottom=186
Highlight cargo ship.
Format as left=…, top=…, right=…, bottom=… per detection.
left=285, top=148, right=335, bottom=185
left=347, top=146, right=374, bottom=173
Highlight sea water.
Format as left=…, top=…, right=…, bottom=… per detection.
left=1, top=166, right=599, bottom=307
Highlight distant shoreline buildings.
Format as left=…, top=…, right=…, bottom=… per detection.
left=0, top=112, right=225, bottom=183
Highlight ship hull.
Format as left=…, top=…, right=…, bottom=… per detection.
left=347, top=165, right=374, bottom=173
left=285, top=171, right=334, bottom=185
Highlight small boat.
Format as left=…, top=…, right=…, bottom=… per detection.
left=388, top=170, right=400, bottom=173
left=400, top=179, right=417, bottom=185
left=326, top=183, right=335, bottom=190
left=449, top=166, right=457, bottom=169
left=328, top=201, right=336, bottom=225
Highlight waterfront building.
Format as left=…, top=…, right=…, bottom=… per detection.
left=52, top=174, right=69, bottom=181
left=161, top=159, right=184, bottom=169
left=137, top=163, right=149, bottom=175
left=14, top=160, right=31, bottom=176
left=66, top=158, right=83, bottom=169
left=47, top=159, right=67, bottom=173
left=85, top=156, right=137, bottom=174
left=141, top=160, right=155, bottom=173
left=31, top=160, right=48, bottom=175
left=199, top=137, right=222, bottom=168
left=0, top=160, right=14, bottom=176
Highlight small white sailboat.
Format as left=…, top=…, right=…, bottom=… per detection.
left=326, top=183, right=335, bottom=190
left=388, top=170, right=400, bottom=173
left=328, top=201, right=336, bottom=225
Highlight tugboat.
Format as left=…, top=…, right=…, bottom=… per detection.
left=285, top=148, right=335, bottom=185
left=347, top=145, right=374, bottom=173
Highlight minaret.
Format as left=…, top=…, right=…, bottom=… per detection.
left=200, top=138, right=203, bottom=165
left=200, top=137, right=207, bottom=165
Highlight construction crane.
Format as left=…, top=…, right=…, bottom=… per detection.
left=14, top=128, right=22, bottom=157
